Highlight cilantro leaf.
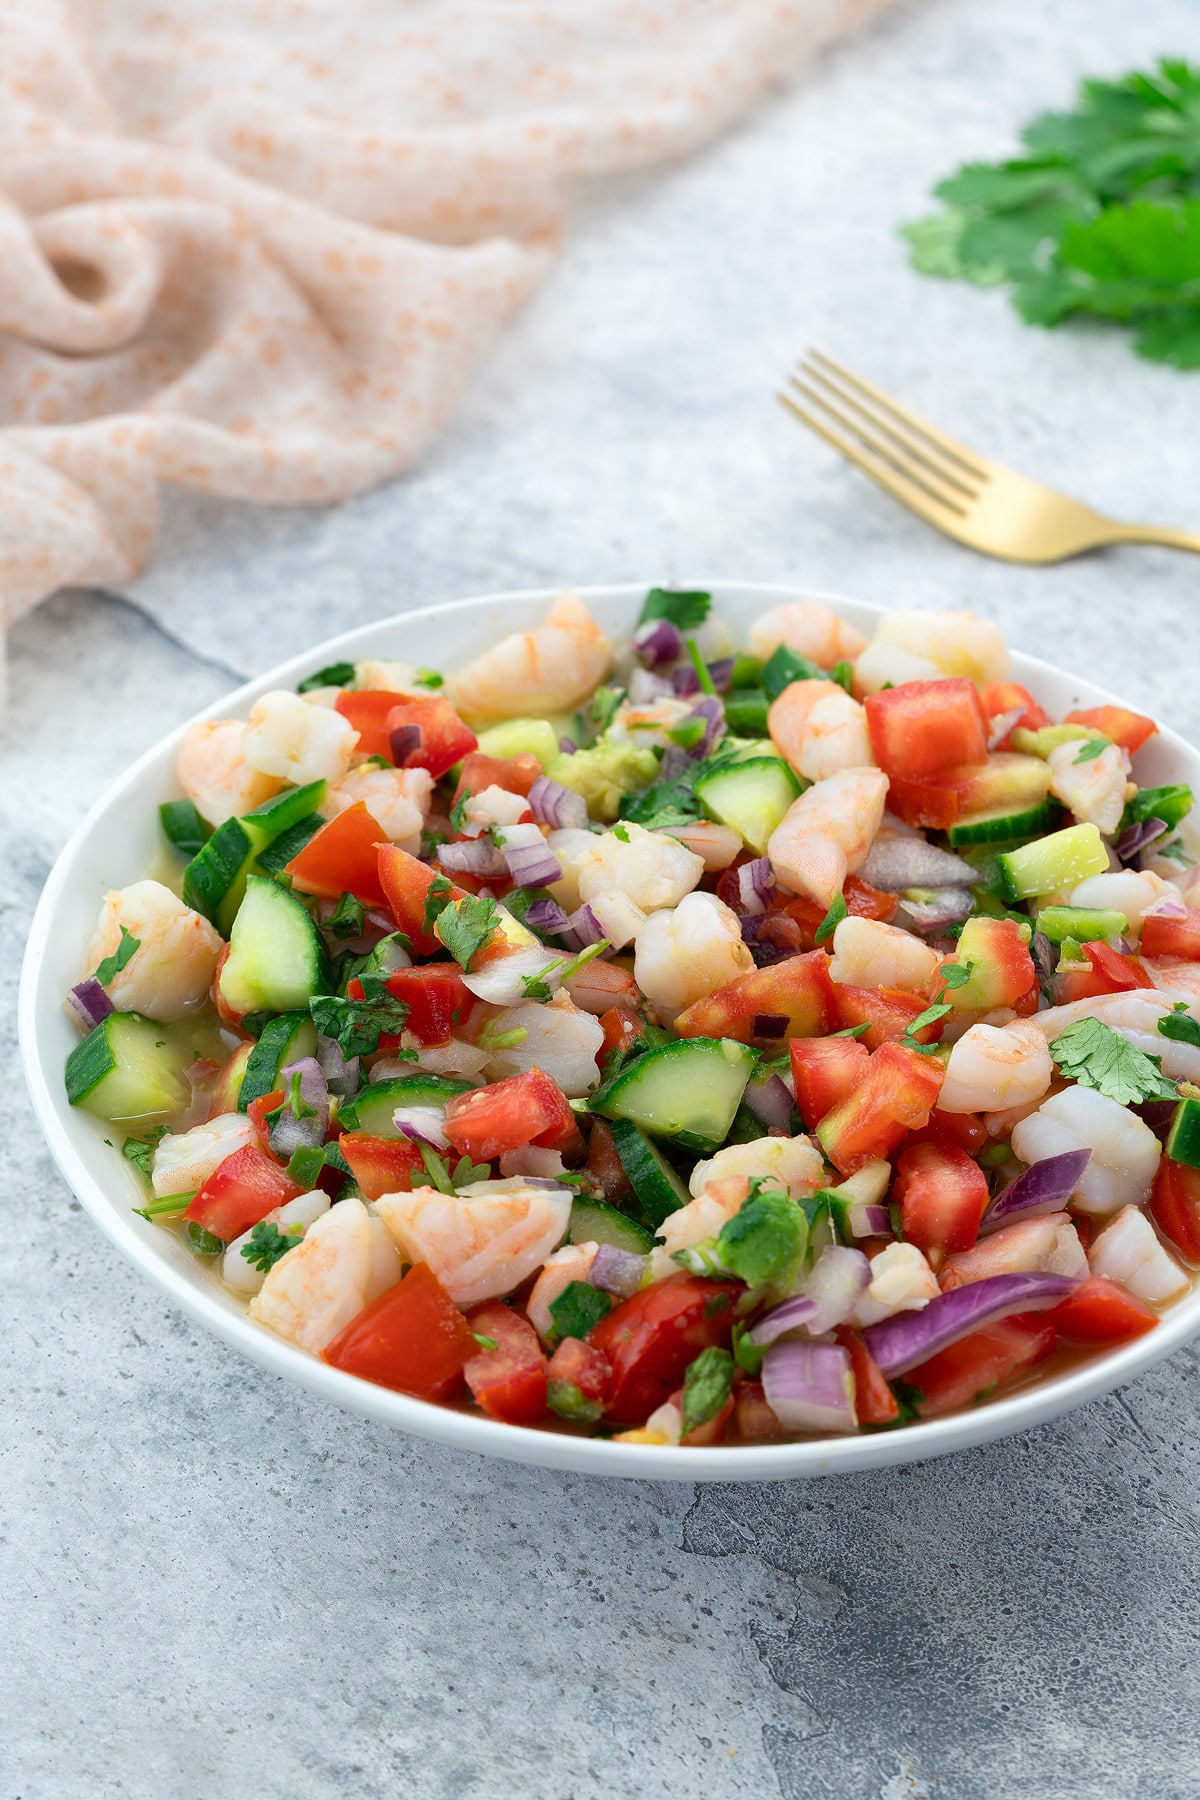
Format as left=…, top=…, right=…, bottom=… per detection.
left=422, top=873, right=454, bottom=936
left=449, top=790, right=471, bottom=833
left=437, top=894, right=501, bottom=968
left=95, top=925, right=140, bottom=986
left=814, top=891, right=847, bottom=947
left=832, top=1021, right=872, bottom=1040
left=122, top=1125, right=168, bottom=1179
left=591, top=686, right=626, bottom=733
left=681, top=1347, right=735, bottom=1438
left=326, top=891, right=365, bottom=939
left=900, top=1002, right=954, bottom=1049
left=309, top=974, right=409, bottom=1058
left=240, top=1221, right=304, bottom=1272
left=414, top=668, right=444, bottom=689
left=297, top=661, right=355, bottom=693
left=265, top=1069, right=317, bottom=1128
left=620, top=778, right=704, bottom=831
left=938, top=959, right=975, bottom=990
left=1051, top=1016, right=1178, bottom=1104
left=760, top=643, right=827, bottom=700
left=1073, top=737, right=1109, bottom=764
left=1160, top=1004, right=1200, bottom=1049
left=548, top=1281, right=612, bottom=1342
left=638, top=587, right=711, bottom=632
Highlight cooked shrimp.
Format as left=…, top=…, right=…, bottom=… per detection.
left=655, top=821, right=742, bottom=872
left=1047, top=740, right=1128, bottom=836
left=243, top=689, right=359, bottom=788
left=1025, top=990, right=1200, bottom=1082
left=151, top=1112, right=259, bottom=1199
left=354, top=658, right=429, bottom=695
left=1144, top=960, right=1200, bottom=1006
left=546, top=827, right=601, bottom=912
left=828, top=916, right=940, bottom=994
left=248, top=1197, right=374, bottom=1354
left=576, top=821, right=703, bottom=912
left=484, top=999, right=606, bottom=1097
left=942, top=1216, right=1087, bottom=1289
left=374, top=1178, right=572, bottom=1308
left=937, top=1021, right=1054, bottom=1114
left=856, top=609, right=1011, bottom=692
left=320, top=766, right=432, bottom=851
left=222, top=1190, right=332, bottom=1297
left=767, top=767, right=889, bottom=908
left=449, top=592, right=613, bottom=722
left=689, top=1134, right=825, bottom=1202
left=461, top=785, right=531, bottom=835
left=1069, top=869, right=1177, bottom=930
left=377, top=1038, right=492, bottom=1081
left=1089, top=1205, right=1187, bottom=1304
left=574, top=888, right=646, bottom=951
left=634, top=891, right=754, bottom=1022
left=526, top=1242, right=598, bottom=1342
left=768, top=679, right=875, bottom=783
left=606, top=696, right=696, bottom=751
left=1011, top=1087, right=1161, bottom=1214
left=648, top=1190, right=744, bottom=1283
left=747, top=601, right=868, bottom=667
left=177, top=719, right=282, bottom=827
left=850, top=1243, right=939, bottom=1328
left=86, top=880, right=223, bottom=1021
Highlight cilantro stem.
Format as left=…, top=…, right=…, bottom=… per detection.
left=685, top=636, right=717, bottom=698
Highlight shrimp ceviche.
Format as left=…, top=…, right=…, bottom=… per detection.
left=62, top=588, right=1200, bottom=1447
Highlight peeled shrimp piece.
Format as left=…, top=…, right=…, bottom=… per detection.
left=767, top=766, right=889, bottom=908
left=1011, top=1087, right=1160, bottom=1215
left=1144, top=960, right=1200, bottom=1005
left=243, top=689, right=359, bottom=787
left=526, top=1242, right=599, bottom=1343
left=222, top=1190, right=332, bottom=1297
left=689, top=1134, right=825, bottom=1202
left=857, top=609, right=1011, bottom=693
left=635, top=890, right=754, bottom=1022
left=767, top=679, right=875, bottom=783
left=379, top=1038, right=491, bottom=1081
left=248, top=1197, right=374, bottom=1354
left=1069, top=869, right=1177, bottom=931
left=747, top=600, right=867, bottom=667
left=938, top=1021, right=1054, bottom=1114
left=354, top=658, right=431, bottom=696
left=374, top=1178, right=572, bottom=1308
left=576, top=821, right=703, bottom=912
left=86, top=880, right=223, bottom=1021
left=462, top=786, right=531, bottom=835
left=655, top=821, right=742, bottom=872
left=449, top=592, right=612, bottom=722
left=1089, top=1205, right=1187, bottom=1304
left=606, top=696, right=696, bottom=750
left=178, top=718, right=282, bottom=827
left=320, top=765, right=432, bottom=851
left=648, top=1190, right=745, bottom=1284
left=850, top=1243, right=939, bottom=1328
left=942, top=1215, right=1088, bottom=1289
left=546, top=828, right=601, bottom=912
left=484, top=996, right=605, bottom=1096
left=1047, top=740, right=1128, bottom=836
left=828, top=916, right=939, bottom=994
left=1025, top=989, right=1200, bottom=1082
left=151, top=1112, right=259, bottom=1199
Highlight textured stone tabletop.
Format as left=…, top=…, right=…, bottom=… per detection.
left=5, top=1, right=1200, bottom=1795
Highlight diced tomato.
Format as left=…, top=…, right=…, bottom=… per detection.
left=548, top=1336, right=612, bottom=1405
left=674, top=948, right=836, bottom=1043
left=385, top=695, right=477, bottom=780
left=383, top=964, right=469, bottom=1046
left=598, top=1006, right=644, bottom=1061
left=1064, top=704, right=1157, bottom=755
left=892, top=1140, right=989, bottom=1257
left=790, top=1035, right=870, bottom=1131
left=888, top=753, right=1051, bottom=831
left=1141, top=908, right=1200, bottom=962
left=865, top=678, right=989, bottom=782
left=1057, top=940, right=1155, bottom=1005
left=588, top=1273, right=741, bottom=1425
left=733, top=1378, right=782, bottom=1441
left=816, top=1041, right=945, bottom=1176
left=906, top=1313, right=1056, bottom=1417
left=464, top=1302, right=549, bottom=1424
left=586, top=1118, right=634, bottom=1206
left=246, top=1087, right=285, bottom=1148
left=835, top=1326, right=899, bottom=1426
left=909, top=1108, right=990, bottom=1156
left=886, top=774, right=959, bottom=832
left=183, top=1144, right=303, bottom=1242
left=833, top=983, right=945, bottom=1050
left=942, top=917, right=1037, bottom=1013
left=286, top=803, right=390, bottom=907
left=206, top=1039, right=254, bottom=1118
left=209, top=942, right=245, bottom=1030
left=377, top=844, right=470, bottom=955
left=1046, top=1275, right=1159, bottom=1344
left=451, top=751, right=542, bottom=807
left=338, top=1132, right=426, bottom=1201
left=444, top=1067, right=577, bottom=1161
left=323, top=1262, right=478, bottom=1399
left=979, top=681, right=1048, bottom=742
left=1150, top=1155, right=1200, bottom=1264
left=770, top=876, right=899, bottom=949
left=334, top=689, right=416, bottom=760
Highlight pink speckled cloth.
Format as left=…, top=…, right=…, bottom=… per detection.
left=0, top=0, right=893, bottom=624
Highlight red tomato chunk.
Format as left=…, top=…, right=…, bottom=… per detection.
left=285, top=803, right=390, bottom=907
left=465, top=1304, right=549, bottom=1424
left=1150, top=1156, right=1200, bottom=1265
left=338, top=1132, right=426, bottom=1201
left=587, top=1273, right=741, bottom=1426
left=790, top=1035, right=869, bottom=1131
left=444, top=1067, right=577, bottom=1162
left=816, top=1041, right=945, bottom=1176
left=377, top=844, right=469, bottom=955
left=385, top=964, right=469, bottom=1046
left=324, top=1263, right=478, bottom=1399
left=1141, top=908, right=1200, bottom=963
left=385, top=696, right=477, bottom=780
left=865, top=678, right=989, bottom=781
left=906, top=1314, right=1057, bottom=1417
left=184, top=1145, right=303, bottom=1242
left=1046, top=1276, right=1159, bottom=1344
left=892, top=1140, right=989, bottom=1257
left=674, top=948, right=836, bottom=1043
left=547, top=1337, right=612, bottom=1406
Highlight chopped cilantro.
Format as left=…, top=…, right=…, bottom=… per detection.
left=832, top=1021, right=872, bottom=1040
left=684, top=635, right=717, bottom=698
left=297, top=660, right=355, bottom=693
left=938, top=959, right=975, bottom=989
left=1073, top=737, right=1109, bottom=764
left=473, top=1333, right=499, bottom=1352
left=829, top=660, right=854, bottom=695
left=681, top=1347, right=735, bottom=1437
left=521, top=939, right=609, bottom=1002
left=731, top=1320, right=765, bottom=1378
left=611, top=823, right=631, bottom=843
left=422, top=873, right=454, bottom=936
left=638, top=587, right=712, bottom=632
left=185, top=1222, right=224, bottom=1256
left=591, top=685, right=626, bottom=733
left=414, top=668, right=444, bottom=689
left=814, top=891, right=847, bottom=947
left=94, top=925, right=140, bottom=986
left=122, top=1125, right=168, bottom=1179
left=310, top=975, right=410, bottom=1057
left=1051, top=1016, right=1177, bottom=1104
left=620, top=777, right=703, bottom=831
left=240, top=1220, right=304, bottom=1271
left=548, top=1281, right=612, bottom=1342
left=547, top=1379, right=603, bottom=1424
left=664, top=717, right=707, bottom=752
left=437, top=894, right=501, bottom=968
left=265, top=1069, right=317, bottom=1129
left=449, top=790, right=471, bottom=833
left=760, top=643, right=826, bottom=700
left=416, top=1145, right=492, bottom=1193
left=326, top=891, right=365, bottom=940
left=1160, top=1003, right=1200, bottom=1050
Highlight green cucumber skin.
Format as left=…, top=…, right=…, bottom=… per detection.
left=256, top=815, right=323, bottom=877
left=219, top=875, right=331, bottom=1017
left=694, top=758, right=802, bottom=857
left=948, top=798, right=1060, bottom=848
left=183, top=817, right=252, bottom=921
left=242, top=779, right=328, bottom=836
left=567, top=1194, right=655, bottom=1255
left=182, top=780, right=328, bottom=924
left=592, top=1038, right=757, bottom=1154
left=338, top=1074, right=472, bottom=1135
left=1167, top=1099, right=1200, bottom=1170
left=238, top=1013, right=318, bottom=1112
left=606, top=1117, right=691, bottom=1226
left=159, top=799, right=210, bottom=857
left=65, top=1013, right=189, bottom=1121
left=65, top=1020, right=117, bottom=1104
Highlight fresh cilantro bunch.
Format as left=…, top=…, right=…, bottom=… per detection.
left=904, top=59, right=1200, bottom=366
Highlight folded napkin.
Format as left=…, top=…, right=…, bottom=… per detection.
left=0, top=0, right=893, bottom=626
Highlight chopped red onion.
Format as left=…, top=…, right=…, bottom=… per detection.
left=389, top=723, right=423, bottom=765
left=847, top=1203, right=890, bottom=1238
left=589, top=1243, right=647, bottom=1298
left=1030, top=929, right=1056, bottom=992
left=1142, top=889, right=1188, bottom=920
left=1116, top=817, right=1168, bottom=866
left=706, top=658, right=734, bottom=693
left=67, top=977, right=114, bottom=1032
left=987, top=706, right=1025, bottom=751
left=439, top=838, right=507, bottom=877
left=750, top=1293, right=820, bottom=1347
left=752, top=1013, right=789, bottom=1039
left=558, top=736, right=577, bottom=755
left=802, top=1245, right=872, bottom=1334
left=498, top=823, right=563, bottom=888
left=628, top=668, right=676, bottom=704
left=736, top=857, right=775, bottom=916
left=528, top=776, right=589, bottom=831
left=980, top=1149, right=1091, bottom=1234
left=393, top=1105, right=450, bottom=1150
left=561, top=902, right=607, bottom=951
left=524, top=897, right=571, bottom=934
left=683, top=694, right=726, bottom=757
left=741, top=1072, right=794, bottom=1132
left=762, top=1340, right=857, bottom=1434
left=316, top=1033, right=361, bottom=1099
left=633, top=617, right=685, bottom=669
left=859, top=838, right=975, bottom=892
left=671, top=663, right=700, bottom=698
left=863, top=1271, right=1081, bottom=1377
left=270, top=1057, right=330, bottom=1159
left=896, top=886, right=975, bottom=935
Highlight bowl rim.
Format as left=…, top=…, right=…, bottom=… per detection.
left=20, top=578, right=1200, bottom=1482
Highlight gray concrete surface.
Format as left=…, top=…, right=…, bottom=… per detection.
left=5, top=0, right=1200, bottom=1793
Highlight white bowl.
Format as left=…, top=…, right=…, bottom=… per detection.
left=20, top=582, right=1200, bottom=1480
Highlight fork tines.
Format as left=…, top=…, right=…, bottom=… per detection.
left=779, top=349, right=990, bottom=520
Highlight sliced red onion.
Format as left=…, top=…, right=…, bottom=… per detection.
left=750, top=1293, right=820, bottom=1347
left=498, top=824, right=563, bottom=889
left=980, top=1149, right=1091, bottom=1234
left=589, top=1243, right=647, bottom=1298
left=683, top=694, right=726, bottom=757
left=751, top=1013, right=789, bottom=1039
left=1142, top=890, right=1188, bottom=921
left=633, top=617, right=685, bottom=669
left=706, top=658, right=734, bottom=693
left=671, top=663, right=700, bottom=698
left=848, top=1203, right=890, bottom=1238
left=896, top=885, right=975, bottom=935
left=393, top=1105, right=450, bottom=1150
left=762, top=1340, right=857, bottom=1434
left=628, top=667, right=676, bottom=704
left=316, top=1033, right=361, bottom=1099
left=740, top=914, right=801, bottom=967
left=389, top=723, right=423, bottom=765
left=68, top=977, right=114, bottom=1032
left=859, top=837, right=975, bottom=892
left=528, top=776, right=589, bottom=831
left=439, top=838, right=507, bottom=877
left=1116, top=817, right=1168, bottom=866
left=1030, top=929, right=1056, bottom=992
left=802, top=1245, right=872, bottom=1334
left=270, top=1057, right=330, bottom=1159
left=658, top=744, right=694, bottom=783
left=561, top=902, right=607, bottom=952
left=736, top=857, right=776, bottom=916
left=741, top=1072, right=794, bottom=1132
left=524, top=897, right=571, bottom=935
left=558, top=736, right=578, bottom=756
left=863, top=1271, right=1081, bottom=1377
left=987, top=706, right=1025, bottom=751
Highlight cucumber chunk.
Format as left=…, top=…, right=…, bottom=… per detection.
left=607, top=1117, right=692, bottom=1225
left=948, top=798, right=1061, bottom=847
left=183, top=780, right=326, bottom=931
left=997, top=824, right=1109, bottom=903
left=1167, top=1098, right=1200, bottom=1170
left=590, top=1038, right=758, bottom=1153
left=567, top=1193, right=656, bottom=1254
left=238, top=1012, right=319, bottom=1112
left=1034, top=905, right=1129, bottom=945
left=218, top=875, right=331, bottom=1018
left=694, top=757, right=802, bottom=856
left=475, top=718, right=560, bottom=768
left=65, top=1014, right=190, bottom=1121
left=337, top=1074, right=473, bottom=1136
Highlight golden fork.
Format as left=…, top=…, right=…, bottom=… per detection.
left=780, top=349, right=1200, bottom=564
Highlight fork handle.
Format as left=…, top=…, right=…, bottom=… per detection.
left=1106, top=523, right=1200, bottom=556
